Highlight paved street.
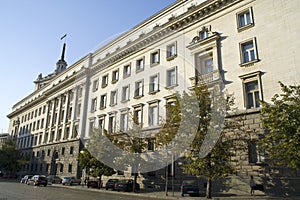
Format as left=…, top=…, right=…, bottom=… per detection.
left=0, top=180, right=156, bottom=200
left=0, top=179, right=298, bottom=200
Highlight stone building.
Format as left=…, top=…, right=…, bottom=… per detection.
left=7, top=0, right=299, bottom=196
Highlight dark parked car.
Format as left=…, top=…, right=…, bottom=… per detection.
left=62, top=176, right=81, bottom=186
left=181, top=180, right=200, bottom=197
left=27, top=175, right=48, bottom=187
left=105, top=179, right=119, bottom=190
left=20, top=175, right=33, bottom=184
left=87, top=180, right=101, bottom=189
left=114, top=179, right=140, bottom=192
left=47, top=175, right=62, bottom=184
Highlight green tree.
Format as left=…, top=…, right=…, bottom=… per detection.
left=0, top=139, right=24, bottom=175
left=259, top=82, right=300, bottom=169
left=78, top=148, right=115, bottom=187
left=156, top=84, right=240, bottom=199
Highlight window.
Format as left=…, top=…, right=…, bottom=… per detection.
left=237, top=7, right=254, bottom=30
left=120, top=112, right=129, bottom=131
left=112, top=69, right=119, bottom=83
left=134, top=109, right=142, bottom=126
left=240, top=71, right=262, bottom=109
left=68, top=164, right=72, bottom=173
left=98, top=116, right=105, bottom=132
left=76, top=103, right=81, bottom=118
left=245, top=81, right=260, bottom=109
left=149, top=104, right=158, bottom=126
left=166, top=42, right=177, bottom=60
left=134, top=80, right=144, bottom=98
left=122, top=85, right=130, bottom=102
left=248, top=141, right=265, bottom=164
left=136, top=57, right=144, bottom=72
left=166, top=67, right=177, bottom=87
left=91, top=98, right=97, bottom=112
left=110, top=90, right=118, bottom=106
left=92, top=79, right=99, bottom=91
left=100, top=94, right=107, bottom=109
left=61, top=147, right=65, bottom=155
left=149, top=74, right=159, bottom=93
left=108, top=114, right=115, bottom=133
left=150, top=50, right=160, bottom=65
left=123, top=64, right=131, bottom=78
left=70, top=146, right=74, bottom=155
left=78, top=87, right=83, bottom=98
left=197, top=54, right=214, bottom=74
left=148, top=140, right=155, bottom=151
left=89, top=120, right=95, bottom=133
left=240, top=38, right=258, bottom=64
left=101, top=74, right=108, bottom=88
left=200, top=30, right=209, bottom=40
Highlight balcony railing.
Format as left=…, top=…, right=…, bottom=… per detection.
left=190, top=70, right=221, bottom=86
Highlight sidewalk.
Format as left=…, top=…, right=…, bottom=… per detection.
left=50, top=183, right=295, bottom=200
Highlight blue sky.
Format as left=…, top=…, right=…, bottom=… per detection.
left=0, top=0, right=177, bottom=133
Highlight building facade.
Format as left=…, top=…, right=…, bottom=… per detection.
left=7, top=0, right=300, bottom=195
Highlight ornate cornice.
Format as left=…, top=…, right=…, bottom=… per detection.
left=89, top=0, right=241, bottom=76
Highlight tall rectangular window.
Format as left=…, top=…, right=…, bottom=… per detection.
left=245, top=81, right=260, bottom=109
left=92, top=79, right=99, bottom=92
left=110, top=90, right=117, bottom=106
left=100, top=94, right=107, bottom=109
left=136, top=57, right=144, bottom=72
left=91, top=98, right=97, bottom=112
left=240, top=72, right=262, bottom=109
left=134, top=80, right=144, bottom=98
left=108, top=115, right=115, bottom=133
left=166, top=67, right=177, bottom=87
left=112, top=69, right=119, bottom=83
left=150, top=50, right=160, bottom=65
left=101, top=74, right=108, bottom=88
left=166, top=42, right=177, bottom=60
left=149, top=74, right=159, bottom=93
left=122, top=85, right=130, bottom=102
left=120, top=113, right=128, bottom=131
left=240, top=38, right=258, bottom=64
left=123, top=64, right=131, bottom=78
left=149, top=104, right=158, bottom=126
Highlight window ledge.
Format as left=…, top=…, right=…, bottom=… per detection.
left=121, top=99, right=130, bottom=103
left=150, top=62, right=159, bottom=67
left=101, top=85, right=107, bottom=88
left=240, top=59, right=259, bottom=67
left=149, top=90, right=160, bottom=95
left=165, top=84, right=178, bottom=90
left=123, top=74, right=130, bottom=79
left=134, top=95, right=144, bottom=99
left=111, top=80, right=118, bottom=84
left=136, top=68, right=144, bottom=73
left=166, top=55, right=177, bottom=61
left=238, top=23, right=254, bottom=32
left=100, top=107, right=106, bottom=110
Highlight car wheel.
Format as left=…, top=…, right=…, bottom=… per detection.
left=181, top=193, right=184, bottom=197
left=105, top=188, right=108, bottom=190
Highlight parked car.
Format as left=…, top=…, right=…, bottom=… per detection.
left=105, top=179, right=119, bottom=190
left=62, top=176, right=81, bottom=186
left=20, top=175, right=33, bottom=184
left=27, top=175, right=48, bottom=187
left=87, top=180, right=101, bottom=189
left=47, top=175, right=62, bottom=184
left=181, top=180, right=200, bottom=197
left=114, top=179, right=140, bottom=192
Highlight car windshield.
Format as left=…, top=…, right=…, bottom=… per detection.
left=182, top=180, right=197, bottom=186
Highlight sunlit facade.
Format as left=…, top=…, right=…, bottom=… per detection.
left=7, top=0, right=299, bottom=195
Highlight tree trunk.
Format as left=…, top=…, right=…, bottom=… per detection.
left=133, top=173, right=138, bottom=192
left=206, top=178, right=212, bottom=199
left=98, top=175, right=102, bottom=189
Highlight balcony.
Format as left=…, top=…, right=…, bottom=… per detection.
left=190, top=70, right=221, bottom=86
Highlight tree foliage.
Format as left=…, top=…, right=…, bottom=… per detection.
left=77, top=148, right=115, bottom=180
left=155, top=84, right=240, bottom=199
left=259, top=82, right=300, bottom=169
left=0, top=139, right=24, bottom=174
